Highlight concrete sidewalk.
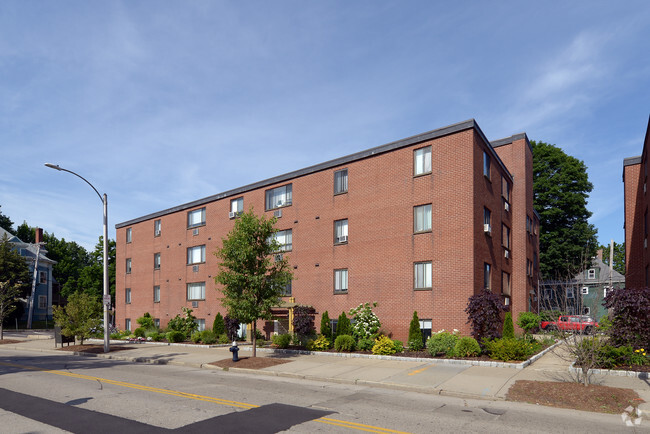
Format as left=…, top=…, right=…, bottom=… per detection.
left=1, top=331, right=648, bottom=413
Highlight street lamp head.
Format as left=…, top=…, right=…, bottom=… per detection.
left=44, top=163, right=63, bottom=171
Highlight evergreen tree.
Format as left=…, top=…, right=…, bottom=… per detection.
left=320, top=310, right=332, bottom=340
left=0, top=206, right=14, bottom=234
left=502, top=312, right=515, bottom=339
left=407, top=311, right=424, bottom=351
left=212, top=312, right=226, bottom=335
left=599, top=241, right=625, bottom=275
left=335, top=312, right=352, bottom=338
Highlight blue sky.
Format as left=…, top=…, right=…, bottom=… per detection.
left=1, top=1, right=648, bottom=251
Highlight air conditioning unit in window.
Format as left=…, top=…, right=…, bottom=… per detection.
left=155, top=230, right=161, bottom=236
left=338, top=235, right=348, bottom=243
left=192, top=265, right=199, bottom=272
left=483, top=224, right=491, bottom=234
left=504, top=250, right=510, bottom=259
left=274, top=209, right=282, bottom=218
left=193, top=228, right=199, bottom=236
left=192, top=301, right=199, bottom=308
left=504, top=201, right=510, bottom=212
left=229, top=211, right=236, bottom=219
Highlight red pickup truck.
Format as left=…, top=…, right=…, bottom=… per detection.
left=540, top=315, right=598, bottom=334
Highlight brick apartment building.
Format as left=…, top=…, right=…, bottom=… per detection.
left=623, top=116, right=650, bottom=289
left=115, top=119, right=539, bottom=341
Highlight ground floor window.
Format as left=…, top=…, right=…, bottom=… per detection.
left=38, top=295, right=47, bottom=310
left=419, top=319, right=432, bottom=343
left=125, top=318, right=131, bottom=331
left=195, top=319, right=205, bottom=331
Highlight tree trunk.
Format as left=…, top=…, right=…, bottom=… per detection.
left=252, top=322, right=257, bottom=357
left=0, top=323, right=3, bottom=340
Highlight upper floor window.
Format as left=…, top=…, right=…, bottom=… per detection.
left=271, top=229, right=292, bottom=252
left=187, top=208, right=206, bottom=228
left=581, top=286, right=589, bottom=295
left=483, top=151, right=491, bottom=178
left=126, top=258, right=132, bottom=274
left=334, top=169, right=348, bottom=195
left=154, top=253, right=161, bottom=270
left=414, top=262, right=432, bottom=290
left=187, top=245, right=206, bottom=265
left=484, top=208, right=491, bottom=234
left=187, top=282, right=205, bottom=301
left=265, top=184, right=292, bottom=210
left=414, top=204, right=432, bottom=233
left=502, top=272, right=511, bottom=296
left=230, top=197, right=244, bottom=218
left=414, top=146, right=432, bottom=176
left=334, top=219, right=348, bottom=244
left=587, top=269, right=596, bottom=280
left=502, top=177, right=510, bottom=202
left=125, top=288, right=131, bottom=304
left=334, top=269, right=348, bottom=293
left=39, top=271, right=47, bottom=284
left=502, top=224, right=511, bottom=250
left=281, top=280, right=292, bottom=296
left=153, top=285, right=160, bottom=303
left=484, top=263, right=491, bottom=290
left=154, top=219, right=161, bottom=237
left=526, top=215, right=532, bottom=233
left=126, top=228, right=132, bottom=243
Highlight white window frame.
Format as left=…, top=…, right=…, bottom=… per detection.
left=414, top=146, right=432, bottom=176
left=125, top=288, right=131, bottom=304
left=271, top=229, right=293, bottom=252
left=187, top=208, right=206, bottom=228
left=195, top=319, right=206, bottom=332
left=126, top=227, right=132, bottom=243
left=126, top=258, right=132, bottom=274
left=187, top=282, right=205, bottom=301
left=334, top=169, right=348, bottom=195
left=603, top=286, right=610, bottom=298
left=153, top=285, right=160, bottom=303
left=581, top=286, right=589, bottom=295
left=265, top=184, right=292, bottom=210
left=187, top=245, right=206, bottom=265
left=154, top=219, right=161, bottom=237
left=587, top=269, right=596, bottom=280
left=231, top=197, right=244, bottom=214
left=334, top=269, right=348, bottom=293
left=334, top=219, right=348, bottom=244
left=414, top=262, right=432, bottom=290
left=414, top=204, right=432, bottom=233
left=154, top=252, right=161, bottom=270
left=38, top=295, right=47, bottom=310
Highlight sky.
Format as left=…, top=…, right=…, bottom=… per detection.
left=1, top=1, right=649, bottom=251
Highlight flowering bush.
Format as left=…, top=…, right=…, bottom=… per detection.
left=349, top=302, right=381, bottom=340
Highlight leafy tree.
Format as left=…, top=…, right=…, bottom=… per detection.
left=0, top=234, right=31, bottom=299
left=212, top=312, right=226, bottom=336
left=604, top=287, right=650, bottom=349
left=15, top=222, right=35, bottom=244
left=335, top=312, right=352, bottom=338
left=502, top=312, right=515, bottom=339
left=42, top=233, right=91, bottom=298
left=465, top=289, right=507, bottom=343
left=408, top=311, right=424, bottom=351
left=136, top=312, right=155, bottom=330
left=166, top=307, right=198, bottom=337
left=0, top=205, right=14, bottom=234
left=224, top=315, right=240, bottom=341
left=76, top=237, right=116, bottom=302
left=516, top=311, right=540, bottom=335
left=293, top=305, right=315, bottom=339
left=0, top=280, right=21, bottom=339
left=53, top=292, right=102, bottom=344
left=320, top=310, right=332, bottom=340
left=599, top=241, right=625, bottom=275
left=215, top=209, right=293, bottom=356
left=532, top=141, right=598, bottom=277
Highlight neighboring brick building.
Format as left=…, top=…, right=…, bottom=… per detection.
left=115, top=119, right=539, bottom=341
left=623, top=116, right=650, bottom=289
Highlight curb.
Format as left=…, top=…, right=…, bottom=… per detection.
left=569, top=362, right=650, bottom=380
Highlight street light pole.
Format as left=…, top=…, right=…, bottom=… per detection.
left=45, top=163, right=110, bottom=353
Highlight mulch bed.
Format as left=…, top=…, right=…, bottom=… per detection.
left=0, top=339, right=23, bottom=344
left=210, top=357, right=291, bottom=370
left=507, top=380, right=644, bottom=414
left=57, top=344, right=137, bottom=354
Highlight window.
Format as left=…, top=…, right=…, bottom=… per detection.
left=154, top=318, right=160, bottom=328
left=126, top=227, right=132, bottom=243
left=502, top=224, right=510, bottom=250
left=187, top=282, right=205, bottom=300
left=419, top=319, right=432, bottom=343
left=414, top=204, right=432, bottom=233
left=484, top=263, right=491, bottom=290
left=334, top=219, right=348, bottom=244
left=603, top=286, right=610, bottom=298
left=581, top=287, right=589, bottom=295
left=526, top=259, right=533, bottom=277
left=526, top=216, right=532, bottom=233
left=187, top=207, right=206, bottom=228
left=502, top=177, right=510, bottom=202
left=281, top=280, right=292, bottom=296
left=153, top=285, right=160, bottom=303
left=334, top=269, right=348, bottom=293
left=265, top=184, right=292, bottom=210
left=502, top=272, right=511, bottom=296
left=271, top=229, right=293, bottom=252
left=125, top=288, right=131, bottom=304
left=566, top=288, right=575, bottom=299
left=483, top=151, right=491, bottom=178
left=154, top=219, right=161, bottom=237
left=330, top=319, right=338, bottom=335
left=583, top=307, right=591, bottom=315
left=414, top=262, right=432, bottom=290
left=543, top=288, right=552, bottom=299
left=39, top=270, right=47, bottom=284
left=38, top=295, right=47, bottom=310
left=125, top=319, right=131, bottom=331
left=230, top=197, right=244, bottom=216
left=126, top=258, right=132, bottom=274
left=154, top=253, right=161, bottom=270
left=414, top=146, right=432, bottom=176
left=587, top=269, right=596, bottom=280
left=195, top=319, right=206, bottom=332
left=187, top=245, right=206, bottom=264
left=484, top=207, right=491, bottom=234
left=334, top=169, right=348, bottom=194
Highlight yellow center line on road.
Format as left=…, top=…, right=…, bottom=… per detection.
left=0, top=361, right=411, bottom=433
left=407, top=365, right=434, bottom=376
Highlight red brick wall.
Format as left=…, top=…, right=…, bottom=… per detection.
left=624, top=161, right=644, bottom=289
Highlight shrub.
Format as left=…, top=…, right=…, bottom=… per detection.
left=148, top=332, right=164, bottom=342
left=482, top=338, right=540, bottom=362
left=201, top=330, right=217, bottom=345
left=212, top=313, right=226, bottom=336
left=465, top=289, right=508, bottom=343
left=110, top=332, right=123, bottom=340
left=407, top=311, right=424, bottom=351
left=136, top=312, right=155, bottom=330
left=349, top=302, right=381, bottom=340
left=336, top=312, right=352, bottom=338
left=272, top=333, right=291, bottom=349
left=516, top=312, right=540, bottom=335
left=320, top=311, right=332, bottom=341
left=426, top=331, right=459, bottom=357
left=256, top=338, right=266, bottom=347
left=293, top=305, right=316, bottom=338
left=598, top=314, right=612, bottom=331
left=134, top=327, right=146, bottom=338
left=305, top=339, right=315, bottom=351
left=311, top=335, right=330, bottom=351
left=357, top=338, right=374, bottom=351
left=191, top=332, right=202, bottom=343
left=218, top=333, right=230, bottom=344
left=166, top=330, right=186, bottom=343
left=392, top=339, right=404, bottom=353
left=454, top=337, right=481, bottom=357
left=372, top=335, right=397, bottom=355
left=604, top=287, right=650, bottom=349
left=334, top=334, right=356, bottom=352
left=167, top=307, right=198, bottom=337
left=502, top=312, right=515, bottom=339
left=224, top=315, right=240, bottom=341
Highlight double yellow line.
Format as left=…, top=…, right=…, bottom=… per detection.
left=0, top=361, right=409, bottom=433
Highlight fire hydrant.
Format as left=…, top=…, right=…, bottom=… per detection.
left=229, top=341, right=239, bottom=362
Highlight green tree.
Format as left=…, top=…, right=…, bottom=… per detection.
left=215, top=209, right=293, bottom=357
left=15, top=222, right=35, bottom=244
left=76, top=237, right=116, bottom=302
left=212, top=312, right=226, bottom=336
left=502, top=312, right=515, bottom=339
left=407, top=311, right=424, bottom=351
left=53, top=292, right=102, bottom=344
left=42, top=233, right=91, bottom=298
left=0, top=206, right=14, bottom=234
left=335, top=312, right=352, bottom=338
left=320, top=311, right=332, bottom=341
left=532, top=141, right=598, bottom=278
left=0, top=280, right=22, bottom=339
left=599, top=241, right=625, bottom=275
left=0, top=234, right=31, bottom=299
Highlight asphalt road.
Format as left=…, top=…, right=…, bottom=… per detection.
left=0, top=348, right=644, bottom=433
